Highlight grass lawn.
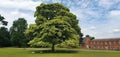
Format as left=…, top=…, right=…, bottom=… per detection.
left=0, top=48, right=120, bottom=57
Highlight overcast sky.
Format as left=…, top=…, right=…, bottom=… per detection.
left=0, top=0, right=120, bottom=39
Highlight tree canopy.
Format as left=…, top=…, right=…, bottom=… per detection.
left=25, top=3, right=81, bottom=51
left=10, top=18, right=28, bottom=47
left=0, top=27, right=10, bottom=47
left=0, top=15, right=10, bottom=47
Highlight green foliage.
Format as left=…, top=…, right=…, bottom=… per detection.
left=25, top=3, right=81, bottom=51
left=0, top=15, right=8, bottom=26
left=0, top=15, right=10, bottom=47
left=65, top=33, right=79, bottom=47
left=34, top=3, right=69, bottom=19
left=10, top=18, right=28, bottom=47
left=28, top=38, right=51, bottom=48
left=39, top=19, right=78, bottom=44
left=24, top=24, right=37, bottom=41
left=85, top=35, right=95, bottom=40
left=34, top=3, right=81, bottom=35
left=56, top=36, right=79, bottom=48
left=0, top=27, right=10, bottom=47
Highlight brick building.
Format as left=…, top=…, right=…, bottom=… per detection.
left=82, top=37, right=120, bottom=50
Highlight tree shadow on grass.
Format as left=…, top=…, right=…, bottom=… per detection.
left=31, top=50, right=79, bottom=54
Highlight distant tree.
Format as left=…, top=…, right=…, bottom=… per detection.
left=10, top=18, right=28, bottom=47
left=0, top=15, right=10, bottom=47
left=0, top=27, right=10, bottom=47
left=0, top=15, right=8, bottom=26
left=79, top=33, right=83, bottom=45
left=25, top=3, right=81, bottom=52
left=86, top=35, right=90, bottom=37
left=90, top=37, right=95, bottom=40
left=85, top=35, right=95, bottom=40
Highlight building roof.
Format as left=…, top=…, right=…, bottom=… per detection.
left=92, top=38, right=120, bottom=41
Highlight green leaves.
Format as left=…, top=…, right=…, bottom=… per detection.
left=35, top=3, right=70, bottom=20
left=10, top=18, right=28, bottom=47
left=0, top=15, right=8, bottom=26
left=26, top=3, right=82, bottom=49
left=35, top=15, right=47, bottom=25
left=28, top=38, right=50, bottom=47
left=0, top=27, right=10, bottom=47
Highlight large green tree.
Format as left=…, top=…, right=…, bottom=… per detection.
left=0, top=27, right=10, bottom=47
left=10, top=18, right=28, bottom=47
left=25, top=3, right=82, bottom=51
left=0, top=15, right=10, bottom=47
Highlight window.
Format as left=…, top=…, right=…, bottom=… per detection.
left=101, top=46, right=103, bottom=49
left=97, top=41, right=99, bottom=45
left=114, top=41, right=116, bottom=44
left=94, top=41, right=96, bottom=45
left=109, top=41, right=111, bottom=45
left=98, top=46, right=100, bottom=49
left=90, top=42, right=92, bottom=44
left=105, top=42, right=107, bottom=45
left=101, top=42, right=103, bottom=45
left=119, top=40, right=120, bottom=45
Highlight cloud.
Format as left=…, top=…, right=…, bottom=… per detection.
left=93, top=10, right=120, bottom=38
left=113, top=29, right=120, bottom=33
left=98, top=0, right=113, bottom=9
left=107, top=10, right=120, bottom=28
left=69, top=0, right=120, bottom=38
left=104, top=10, right=120, bottom=37
left=108, top=10, right=120, bottom=18
left=0, top=0, right=120, bottom=39
left=98, top=0, right=120, bottom=9
left=89, top=26, right=96, bottom=30
left=10, top=10, right=19, bottom=15
left=0, top=0, right=42, bottom=28
left=0, top=0, right=41, bottom=11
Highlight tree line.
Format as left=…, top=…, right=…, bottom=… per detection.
left=0, top=3, right=83, bottom=51
left=0, top=16, right=28, bottom=47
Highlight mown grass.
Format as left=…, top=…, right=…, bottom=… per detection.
left=0, top=48, right=120, bottom=57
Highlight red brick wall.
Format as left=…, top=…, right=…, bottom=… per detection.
left=82, top=37, right=91, bottom=48
left=83, top=38, right=120, bottom=50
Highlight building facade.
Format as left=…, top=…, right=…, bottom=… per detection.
left=82, top=37, right=120, bottom=50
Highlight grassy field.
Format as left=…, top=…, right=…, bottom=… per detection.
left=0, top=48, right=120, bottom=57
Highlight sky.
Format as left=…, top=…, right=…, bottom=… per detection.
left=0, top=0, right=120, bottom=39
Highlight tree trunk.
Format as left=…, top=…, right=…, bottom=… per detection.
left=51, top=43, right=55, bottom=52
